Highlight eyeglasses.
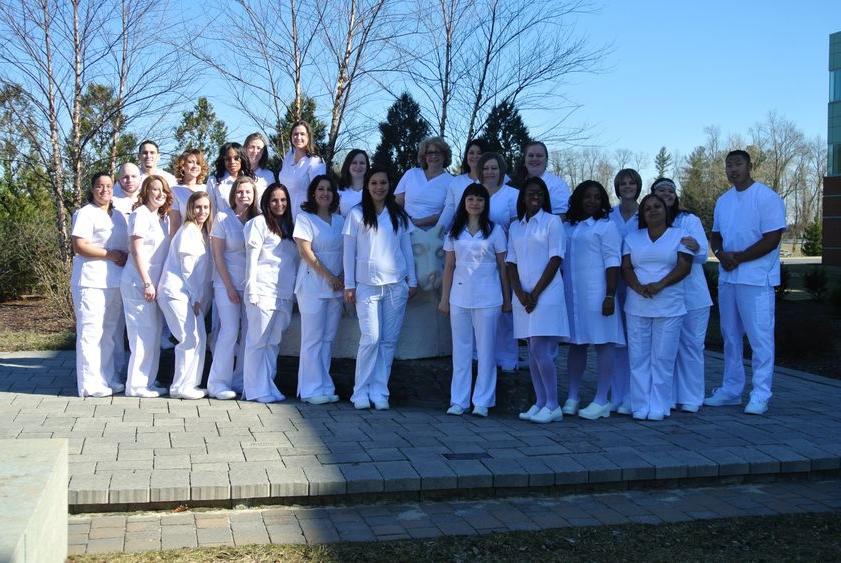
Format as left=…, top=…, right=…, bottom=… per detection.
left=425, top=150, right=442, bottom=156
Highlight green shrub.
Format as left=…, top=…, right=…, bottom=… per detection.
left=803, top=267, right=829, bottom=301
left=801, top=220, right=822, bottom=256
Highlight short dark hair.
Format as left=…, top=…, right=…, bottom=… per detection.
left=87, top=172, right=113, bottom=205
left=566, top=180, right=611, bottom=225
left=477, top=152, right=507, bottom=188
left=339, top=149, right=369, bottom=189
left=613, top=168, right=643, bottom=200
left=460, top=139, right=488, bottom=174
left=300, top=174, right=340, bottom=214
left=637, top=193, right=674, bottom=229
left=726, top=149, right=751, bottom=164
left=516, top=176, right=552, bottom=220
left=138, top=139, right=159, bottom=153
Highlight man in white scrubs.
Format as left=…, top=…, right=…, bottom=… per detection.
left=112, top=163, right=142, bottom=215
left=138, top=140, right=178, bottom=188
left=704, top=150, right=785, bottom=415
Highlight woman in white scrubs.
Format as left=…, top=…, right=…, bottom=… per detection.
left=207, top=176, right=260, bottom=399
left=337, top=149, right=369, bottom=217
left=621, top=193, right=692, bottom=421
left=243, top=132, right=275, bottom=199
left=71, top=173, right=129, bottom=397
left=515, top=141, right=570, bottom=216
left=650, top=178, right=712, bottom=413
left=508, top=178, right=569, bottom=424
left=294, top=175, right=344, bottom=404
left=172, top=149, right=209, bottom=229
left=120, top=176, right=173, bottom=397
left=242, top=183, right=299, bottom=403
left=278, top=121, right=326, bottom=218
left=562, top=181, right=625, bottom=420
left=609, top=168, right=643, bottom=415
left=438, top=139, right=487, bottom=229
left=395, top=137, right=453, bottom=228
left=207, top=142, right=253, bottom=214
left=439, top=183, right=510, bottom=417
left=343, top=168, right=417, bottom=410
left=158, top=191, right=213, bottom=400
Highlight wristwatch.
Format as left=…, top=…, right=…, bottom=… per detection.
left=143, top=282, right=152, bottom=288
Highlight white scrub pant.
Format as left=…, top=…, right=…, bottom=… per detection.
left=611, top=295, right=631, bottom=407
left=297, top=295, right=342, bottom=399
left=160, top=295, right=207, bottom=395
left=352, top=282, right=409, bottom=404
left=120, top=283, right=162, bottom=395
left=495, top=312, right=518, bottom=370
left=450, top=304, right=500, bottom=409
left=72, top=287, right=123, bottom=397
left=674, top=306, right=710, bottom=408
left=113, top=313, right=128, bottom=387
left=718, top=283, right=775, bottom=403
left=207, top=286, right=246, bottom=396
left=627, top=314, right=683, bottom=419
left=243, top=299, right=292, bottom=402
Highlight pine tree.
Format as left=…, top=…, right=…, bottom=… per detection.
left=478, top=101, right=530, bottom=174
left=372, top=93, right=430, bottom=182
left=172, top=97, right=228, bottom=166
left=654, top=146, right=672, bottom=178
left=801, top=220, right=822, bottom=256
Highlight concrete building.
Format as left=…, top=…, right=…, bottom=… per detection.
left=825, top=31, right=841, bottom=265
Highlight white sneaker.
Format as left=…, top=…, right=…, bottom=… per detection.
left=616, top=401, right=632, bottom=415
left=704, top=388, right=741, bottom=407
left=373, top=400, right=390, bottom=411
left=327, top=394, right=340, bottom=403
left=472, top=406, right=488, bottom=417
left=744, top=399, right=768, bottom=415
left=213, top=390, right=237, bottom=400
left=129, top=388, right=160, bottom=398
left=578, top=401, right=611, bottom=420
left=530, top=406, right=563, bottom=424
left=303, top=395, right=330, bottom=405
left=150, top=385, right=169, bottom=396
left=446, top=405, right=464, bottom=415
left=561, top=399, right=579, bottom=415
left=681, top=404, right=700, bottom=413
left=171, top=388, right=207, bottom=400
left=86, top=389, right=113, bottom=398
left=518, top=404, right=540, bottom=421
left=354, top=398, right=371, bottom=410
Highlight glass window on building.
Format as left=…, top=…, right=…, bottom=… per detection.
left=833, top=70, right=841, bottom=103
left=831, top=143, right=841, bottom=177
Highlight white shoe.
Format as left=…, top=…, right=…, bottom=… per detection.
left=373, top=400, right=390, bottom=411
left=472, top=406, right=488, bottom=417
left=171, top=388, right=207, bottom=400
left=150, top=385, right=169, bottom=396
left=255, top=394, right=284, bottom=403
left=213, top=390, right=237, bottom=400
left=704, top=388, right=741, bottom=407
left=561, top=399, right=579, bottom=415
left=110, top=383, right=126, bottom=394
left=86, top=389, right=113, bottom=398
left=327, top=394, right=340, bottom=403
left=681, top=404, right=700, bottom=413
left=531, top=406, right=563, bottom=424
left=446, top=405, right=464, bottom=415
left=578, top=401, right=611, bottom=420
left=128, top=388, right=160, bottom=398
left=744, top=399, right=768, bottom=415
left=616, top=401, right=632, bottom=415
left=303, top=395, right=330, bottom=405
left=647, top=412, right=665, bottom=421
left=518, top=404, right=540, bottom=421
left=354, top=398, right=371, bottom=410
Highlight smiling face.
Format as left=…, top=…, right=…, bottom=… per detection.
left=146, top=179, right=167, bottom=211
left=523, top=183, right=546, bottom=215
left=653, top=183, right=676, bottom=209
left=139, top=143, right=159, bottom=172
left=349, top=153, right=368, bottom=181
left=642, top=196, right=667, bottom=227
left=466, top=144, right=483, bottom=174
left=291, top=125, right=309, bottom=151
left=424, top=144, right=444, bottom=171
left=181, top=155, right=201, bottom=184
left=268, top=187, right=287, bottom=218
left=617, top=174, right=639, bottom=201
left=234, top=181, right=255, bottom=213
left=366, top=171, right=390, bottom=205
left=464, top=194, right=486, bottom=218
left=191, top=196, right=211, bottom=226
left=245, top=138, right=265, bottom=170
left=313, top=179, right=334, bottom=212
left=525, top=143, right=547, bottom=177
left=725, top=154, right=752, bottom=188
left=481, top=158, right=501, bottom=188
left=224, top=148, right=242, bottom=176
left=581, top=185, right=603, bottom=217
left=118, top=163, right=141, bottom=195
left=91, top=175, right=114, bottom=207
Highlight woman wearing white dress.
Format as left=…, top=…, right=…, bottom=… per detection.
left=439, top=183, right=510, bottom=417
left=207, top=176, right=260, bottom=400
left=561, top=181, right=625, bottom=420
left=343, top=168, right=418, bottom=410
left=172, top=149, right=209, bottom=228
left=207, top=142, right=253, bottom=214
left=71, top=173, right=129, bottom=397
left=621, top=193, right=692, bottom=421
left=508, top=178, right=569, bottom=424
left=609, top=168, right=643, bottom=414
left=438, top=139, right=487, bottom=229
left=243, top=132, right=275, bottom=199
left=477, top=152, right=519, bottom=373
left=651, top=178, right=712, bottom=413
left=242, top=183, right=299, bottom=403
left=395, top=136, right=453, bottom=228
left=294, top=175, right=344, bottom=404
left=120, top=176, right=173, bottom=397
left=278, top=121, right=326, bottom=219
left=516, top=141, right=570, bottom=216
left=337, top=149, right=369, bottom=217
left=158, top=191, right=213, bottom=400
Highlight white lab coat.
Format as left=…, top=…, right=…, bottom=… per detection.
left=278, top=150, right=326, bottom=220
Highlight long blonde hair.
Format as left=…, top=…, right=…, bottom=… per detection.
left=184, top=190, right=213, bottom=238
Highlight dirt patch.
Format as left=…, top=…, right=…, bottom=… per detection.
left=0, top=297, right=74, bottom=333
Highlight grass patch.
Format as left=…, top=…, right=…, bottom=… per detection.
left=0, top=330, right=74, bottom=353
left=70, top=512, right=841, bottom=562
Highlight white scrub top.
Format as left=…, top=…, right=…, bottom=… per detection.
left=158, top=223, right=211, bottom=306
left=278, top=150, right=326, bottom=219
left=438, top=173, right=476, bottom=230
left=253, top=167, right=275, bottom=202
left=712, top=181, right=786, bottom=287
left=71, top=204, right=129, bottom=289
left=122, top=205, right=171, bottom=287
left=112, top=195, right=138, bottom=217
left=293, top=212, right=344, bottom=299
left=488, top=185, right=520, bottom=232
left=207, top=173, right=236, bottom=214
left=342, top=207, right=417, bottom=288
left=140, top=170, right=178, bottom=190
left=609, top=206, right=639, bottom=239
left=563, top=217, right=624, bottom=345
left=211, top=211, right=247, bottom=291
left=338, top=188, right=363, bottom=217
left=542, top=171, right=571, bottom=215
left=173, top=184, right=206, bottom=219
left=394, top=167, right=452, bottom=220
left=622, top=227, right=690, bottom=318
left=673, top=212, right=712, bottom=310
left=443, top=224, right=506, bottom=309
left=243, top=215, right=299, bottom=307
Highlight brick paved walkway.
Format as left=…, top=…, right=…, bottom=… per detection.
left=67, top=479, right=841, bottom=554
left=1, top=349, right=841, bottom=510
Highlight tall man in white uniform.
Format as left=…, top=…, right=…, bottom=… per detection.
left=704, top=150, right=785, bottom=415
left=138, top=140, right=178, bottom=188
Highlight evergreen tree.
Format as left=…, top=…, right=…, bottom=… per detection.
left=478, top=101, right=530, bottom=174
left=172, top=97, right=228, bottom=167
left=372, top=93, right=430, bottom=182
left=654, top=146, right=672, bottom=178
left=271, top=95, right=328, bottom=166
left=801, top=220, right=822, bottom=256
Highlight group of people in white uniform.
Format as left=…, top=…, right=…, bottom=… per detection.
left=71, top=122, right=785, bottom=421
